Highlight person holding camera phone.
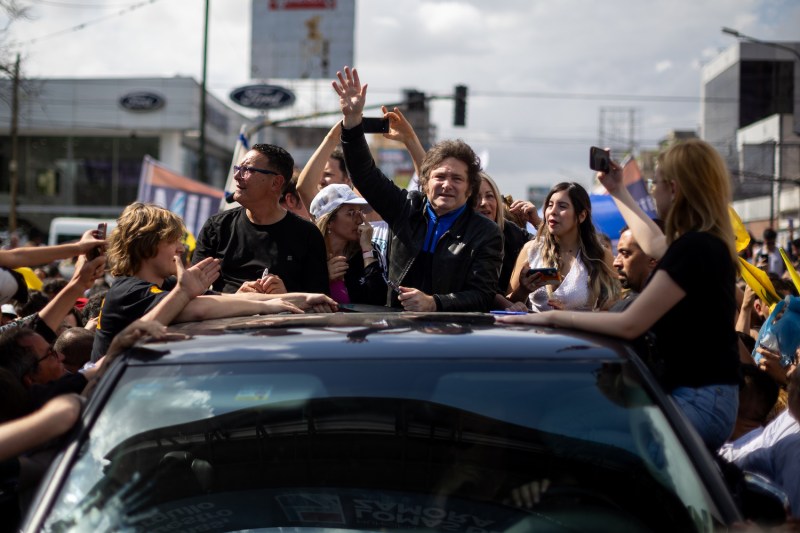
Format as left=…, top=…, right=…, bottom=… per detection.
left=498, top=140, right=741, bottom=452
left=752, top=227, right=786, bottom=276
left=505, top=181, right=620, bottom=312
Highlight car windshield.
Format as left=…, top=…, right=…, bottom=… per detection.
left=44, top=359, right=722, bottom=532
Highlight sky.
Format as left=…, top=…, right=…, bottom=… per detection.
left=3, top=0, right=800, bottom=203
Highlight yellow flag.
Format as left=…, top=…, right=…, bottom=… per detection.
left=729, top=206, right=751, bottom=253
left=779, top=248, right=800, bottom=295
left=739, top=257, right=781, bottom=308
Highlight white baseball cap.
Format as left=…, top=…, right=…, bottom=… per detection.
left=1, top=303, right=17, bottom=317
left=310, top=184, right=371, bottom=219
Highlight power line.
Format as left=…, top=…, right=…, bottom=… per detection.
left=20, top=0, right=160, bottom=45
left=472, top=89, right=736, bottom=104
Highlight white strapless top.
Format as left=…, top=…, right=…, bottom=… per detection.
left=527, top=244, right=592, bottom=312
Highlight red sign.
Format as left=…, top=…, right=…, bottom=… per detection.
left=269, top=0, right=335, bottom=9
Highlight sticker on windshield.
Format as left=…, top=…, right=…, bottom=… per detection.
left=234, top=386, right=273, bottom=402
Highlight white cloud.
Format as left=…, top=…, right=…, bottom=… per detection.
left=655, top=60, right=673, bottom=73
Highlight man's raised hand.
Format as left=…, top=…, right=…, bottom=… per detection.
left=333, top=66, right=367, bottom=128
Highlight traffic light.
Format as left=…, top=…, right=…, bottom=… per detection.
left=404, top=89, right=426, bottom=111
left=453, top=85, right=467, bottom=127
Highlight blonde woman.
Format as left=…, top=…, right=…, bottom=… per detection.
left=475, top=173, right=535, bottom=310
left=499, top=140, right=740, bottom=451
left=506, top=182, right=620, bottom=312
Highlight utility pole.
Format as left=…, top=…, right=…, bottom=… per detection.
left=198, top=0, right=209, bottom=183
left=9, top=54, right=19, bottom=234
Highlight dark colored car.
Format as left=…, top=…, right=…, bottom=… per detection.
left=21, top=312, right=782, bottom=531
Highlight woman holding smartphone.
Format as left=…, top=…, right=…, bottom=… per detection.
left=498, top=140, right=740, bottom=452
left=506, top=181, right=620, bottom=312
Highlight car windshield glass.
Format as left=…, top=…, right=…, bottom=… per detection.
left=45, top=360, right=722, bottom=532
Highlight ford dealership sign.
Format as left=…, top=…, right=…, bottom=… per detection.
left=119, top=91, right=165, bottom=112
left=230, top=84, right=296, bottom=110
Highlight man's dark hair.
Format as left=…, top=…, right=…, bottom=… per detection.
left=251, top=144, right=295, bottom=182
left=82, top=289, right=107, bottom=324
left=19, top=290, right=49, bottom=317
left=0, top=327, right=38, bottom=382
left=738, top=364, right=780, bottom=426
left=763, top=227, right=777, bottom=242
left=280, top=174, right=300, bottom=204
left=330, top=147, right=346, bottom=174
left=418, top=139, right=482, bottom=206
left=54, top=327, right=94, bottom=372
left=43, top=278, right=68, bottom=298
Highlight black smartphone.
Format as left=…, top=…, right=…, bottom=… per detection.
left=527, top=267, right=561, bottom=284
left=362, top=117, right=389, bottom=134
left=87, top=222, right=107, bottom=260
left=589, top=146, right=610, bottom=172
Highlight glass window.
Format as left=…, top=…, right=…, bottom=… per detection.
left=44, top=360, right=722, bottom=532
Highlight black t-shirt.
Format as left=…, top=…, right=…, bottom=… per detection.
left=652, top=231, right=740, bottom=390
left=90, top=276, right=172, bottom=361
left=193, top=208, right=329, bottom=295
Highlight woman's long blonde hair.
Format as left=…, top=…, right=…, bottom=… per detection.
left=658, top=139, right=738, bottom=265
left=478, top=172, right=504, bottom=233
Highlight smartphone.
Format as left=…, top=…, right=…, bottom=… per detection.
left=87, top=222, right=107, bottom=260
left=362, top=117, right=389, bottom=134
left=589, top=146, right=611, bottom=172
left=527, top=267, right=561, bottom=284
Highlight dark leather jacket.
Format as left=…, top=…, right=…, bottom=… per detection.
left=341, top=123, right=503, bottom=312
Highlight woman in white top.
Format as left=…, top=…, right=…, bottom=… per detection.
left=507, top=181, right=620, bottom=311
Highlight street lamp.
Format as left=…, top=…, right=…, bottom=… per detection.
left=721, top=27, right=800, bottom=61
left=721, top=27, right=800, bottom=229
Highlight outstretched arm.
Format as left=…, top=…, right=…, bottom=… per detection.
left=39, top=253, right=106, bottom=333
left=382, top=106, right=425, bottom=177
left=172, top=294, right=308, bottom=323
left=296, top=121, right=343, bottom=211
left=0, top=394, right=82, bottom=462
left=218, top=291, right=338, bottom=313
left=0, top=229, right=106, bottom=269
left=597, top=160, right=667, bottom=259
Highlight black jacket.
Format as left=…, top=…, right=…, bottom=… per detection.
left=341, top=122, right=503, bottom=312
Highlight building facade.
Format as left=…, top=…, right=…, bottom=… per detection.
left=0, top=77, right=251, bottom=232
left=701, top=40, right=800, bottom=201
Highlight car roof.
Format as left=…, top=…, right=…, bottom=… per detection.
left=129, top=312, right=637, bottom=365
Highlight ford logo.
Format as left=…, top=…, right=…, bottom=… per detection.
left=119, top=91, right=165, bottom=112
left=230, top=84, right=296, bottom=110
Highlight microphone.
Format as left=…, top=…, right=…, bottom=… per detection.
left=225, top=191, right=236, bottom=204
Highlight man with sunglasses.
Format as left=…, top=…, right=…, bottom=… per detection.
left=193, top=144, right=329, bottom=295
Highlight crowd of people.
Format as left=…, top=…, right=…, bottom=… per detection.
left=0, top=65, right=798, bottom=528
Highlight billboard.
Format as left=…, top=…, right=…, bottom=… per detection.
left=251, top=0, right=355, bottom=80
left=137, top=156, right=225, bottom=237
